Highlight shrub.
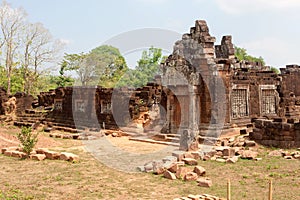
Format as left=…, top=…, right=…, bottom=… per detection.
left=17, top=126, right=38, bottom=158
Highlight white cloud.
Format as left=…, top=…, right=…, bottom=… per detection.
left=215, top=0, right=300, bottom=14
left=240, top=37, right=300, bottom=67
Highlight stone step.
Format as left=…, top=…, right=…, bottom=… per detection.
left=129, top=137, right=179, bottom=147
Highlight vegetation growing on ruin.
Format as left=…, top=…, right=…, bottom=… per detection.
left=235, top=46, right=266, bottom=65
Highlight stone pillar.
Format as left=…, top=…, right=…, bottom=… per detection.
left=188, top=85, right=200, bottom=137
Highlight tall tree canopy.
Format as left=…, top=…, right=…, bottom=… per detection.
left=0, top=0, right=64, bottom=95
left=117, top=47, right=163, bottom=88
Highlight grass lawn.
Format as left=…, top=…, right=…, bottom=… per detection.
left=0, top=126, right=300, bottom=199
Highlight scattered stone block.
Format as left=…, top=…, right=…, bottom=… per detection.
left=1, top=148, right=8, bottom=154
left=240, top=150, right=258, bottom=160
left=193, top=166, right=206, bottom=176
left=182, top=158, right=198, bottom=166
left=4, top=151, right=13, bottom=156
left=226, top=156, right=239, bottom=163
left=284, top=156, right=293, bottom=159
left=223, top=148, right=235, bottom=157
left=137, top=166, right=145, bottom=172
left=153, top=160, right=165, bottom=175
left=162, top=156, right=178, bottom=163
left=167, top=163, right=179, bottom=173
left=184, top=172, right=198, bottom=181
left=216, top=158, right=226, bottom=163
left=244, top=140, right=256, bottom=147
left=44, top=150, right=61, bottom=160
left=164, top=170, right=176, bottom=180
left=31, top=154, right=46, bottom=161
left=60, top=152, right=79, bottom=162
left=172, top=151, right=185, bottom=161
left=187, top=194, right=199, bottom=200
left=176, top=167, right=193, bottom=179
left=197, top=177, right=212, bottom=187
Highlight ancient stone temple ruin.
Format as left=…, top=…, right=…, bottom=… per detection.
left=1, top=19, right=300, bottom=149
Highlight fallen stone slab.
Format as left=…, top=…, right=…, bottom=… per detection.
left=44, top=150, right=61, bottom=160
left=184, top=172, right=198, bottom=181
left=240, top=150, right=258, bottom=160
left=226, top=156, right=239, bottom=163
left=31, top=154, right=46, bottom=161
left=59, top=152, right=79, bottom=162
left=1, top=148, right=8, bottom=154
left=182, top=158, right=198, bottom=165
left=164, top=170, right=176, bottom=180
left=11, top=151, right=27, bottom=159
left=162, top=155, right=178, bottom=163
left=193, top=166, right=206, bottom=176
left=4, top=150, right=13, bottom=156
left=176, top=167, right=193, bottom=179
left=197, top=177, right=212, bottom=187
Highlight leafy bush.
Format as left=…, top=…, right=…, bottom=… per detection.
left=17, top=126, right=38, bottom=157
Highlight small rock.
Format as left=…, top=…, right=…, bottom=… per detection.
left=172, top=151, right=185, bottom=161
left=244, top=140, right=256, bottom=147
left=184, top=172, right=198, bottom=181
left=240, top=150, right=258, bottom=160
left=193, top=166, right=206, bottom=176
left=183, top=152, right=194, bottom=159
left=255, top=158, right=262, bottom=161
left=197, top=177, right=212, bottom=187
left=4, top=151, right=12, bottom=156
left=162, top=156, right=178, bottom=163
left=226, top=156, right=239, bottom=163
left=1, top=148, right=8, bottom=154
left=112, top=132, right=119, bottom=137
left=294, top=154, right=300, bottom=159
left=137, top=166, right=145, bottom=172
left=182, top=158, right=198, bottom=166
left=216, top=158, right=226, bottom=163
left=164, top=170, right=176, bottom=180
left=284, top=156, right=293, bottom=160
left=223, top=148, right=236, bottom=157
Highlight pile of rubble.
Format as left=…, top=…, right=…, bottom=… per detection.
left=48, top=130, right=127, bottom=140
left=1, top=147, right=79, bottom=162
left=173, top=194, right=225, bottom=200
left=268, top=149, right=300, bottom=160
left=139, top=152, right=212, bottom=187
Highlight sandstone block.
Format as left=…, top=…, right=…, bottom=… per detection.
left=226, top=156, right=239, bottom=163
left=184, top=172, right=198, bottom=181
left=60, top=152, right=79, bottom=162
left=197, top=177, right=212, bottom=187
left=222, top=148, right=235, bottom=157
left=44, top=150, right=61, bottom=160
left=164, top=170, right=176, bottom=180
left=176, top=167, right=193, bottom=179
left=182, top=158, right=198, bottom=166
left=193, top=166, right=206, bottom=176
left=31, top=154, right=46, bottom=161
left=240, top=150, right=258, bottom=160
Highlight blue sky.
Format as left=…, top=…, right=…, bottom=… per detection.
left=6, top=0, right=300, bottom=68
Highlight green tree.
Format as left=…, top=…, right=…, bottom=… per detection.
left=235, top=46, right=265, bottom=65
left=117, top=47, right=163, bottom=88
left=63, top=45, right=128, bottom=87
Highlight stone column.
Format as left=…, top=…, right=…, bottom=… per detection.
left=188, top=85, right=200, bottom=138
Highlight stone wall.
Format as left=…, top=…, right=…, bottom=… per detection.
left=250, top=118, right=300, bottom=148
left=0, top=87, right=8, bottom=115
